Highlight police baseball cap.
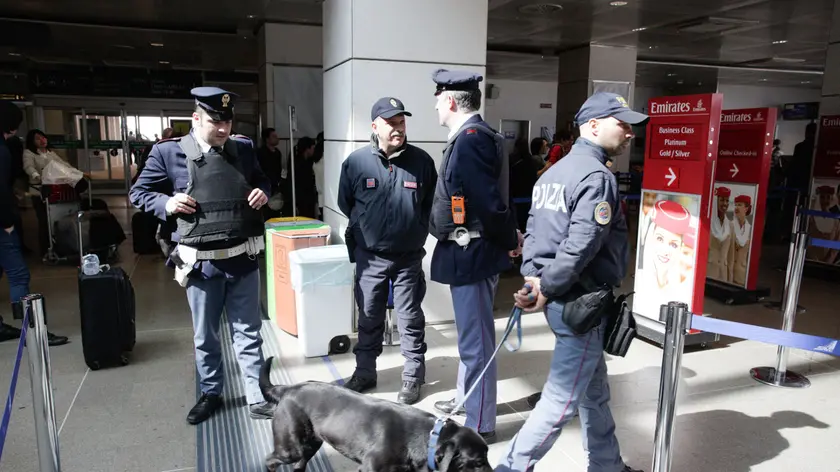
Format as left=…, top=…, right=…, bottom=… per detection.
left=574, top=92, right=649, bottom=127
left=371, top=97, right=412, bottom=121
left=191, top=86, right=238, bottom=121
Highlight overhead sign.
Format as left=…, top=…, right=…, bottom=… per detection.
left=633, top=93, right=723, bottom=322
left=708, top=108, right=776, bottom=292
left=807, top=115, right=840, bottom=264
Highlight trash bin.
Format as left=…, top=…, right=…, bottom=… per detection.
left=288, top=245, right=355, bottom=358
left=264, top=217, right=331, bottom=336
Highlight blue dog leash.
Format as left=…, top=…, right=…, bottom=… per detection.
left=427, top=304, right=524, bottom=470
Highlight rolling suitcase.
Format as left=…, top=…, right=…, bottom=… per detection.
left=132, top=211, right=160, bottom=254
left=76, top=211, right=136, bottom=370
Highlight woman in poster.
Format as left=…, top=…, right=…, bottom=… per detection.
left=679, top=230, right=696, bottom=288
left=708, top=186, right=734, bottom=283
left=808, top=185, right=840, bottom=263
left=634, top=199, right=695, bottom=318
left=731, top=195, right=752, bottom=286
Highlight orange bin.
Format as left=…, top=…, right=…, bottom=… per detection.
left=264, top=217, right=331, bottom=336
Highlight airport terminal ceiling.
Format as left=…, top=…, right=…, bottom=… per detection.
left=0, top=0, right=833, bottom=89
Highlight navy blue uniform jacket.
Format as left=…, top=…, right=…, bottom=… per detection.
left=129, top=132, right=271, bottom=278
left=338, top=137, right=437, bottom=255
left=430, top=115, right=519, bottom=286
left=521, top=138, right=628, bottom=299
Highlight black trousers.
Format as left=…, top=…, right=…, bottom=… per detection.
left=352, top=247, right=427, bottom=383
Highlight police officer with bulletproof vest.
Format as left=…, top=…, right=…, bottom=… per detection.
left=129, top=87, right=275, bottom=425
left=427, top=70, right=522, bottom=441
left=494, top=92, right=646, bottom=472
left=338, top=97, right=437, bottom=405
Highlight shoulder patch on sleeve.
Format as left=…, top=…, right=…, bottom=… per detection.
left=594, top=201, right=612, bottom=225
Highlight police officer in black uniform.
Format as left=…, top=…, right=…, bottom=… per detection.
left=427, top=69, right=521, bottom=440
left=337, top=97, right=437, bottom=405
left=495, top=92, right=646, bottom=472
left=130, top=87, right=275, bottom=425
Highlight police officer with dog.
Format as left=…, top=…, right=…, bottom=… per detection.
left=428, top=69, right=522, bottom=441
left=338, top=97, right=437, bottom=405
left=130, top=87, right=275, bottom=425
left=495, top=92, right=646, bottom=472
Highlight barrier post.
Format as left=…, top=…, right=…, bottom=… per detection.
left=765, top=201, right=806, bottom=313
left=750, top=231, right=811, bottom=389
left=651, top=302, right=691, bottom=472
left=22, top=294, right=61, bottom=472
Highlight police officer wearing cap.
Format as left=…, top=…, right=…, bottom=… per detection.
left=130, top=87, right=275, bottom=425
left=428, top=69, right=522, bottom=441
left=495, top=92, right=647, bottom=472
left=337, top=97, right=437, bottom=405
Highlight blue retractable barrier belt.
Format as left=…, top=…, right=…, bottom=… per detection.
left=810, top=238, right=840, bottom=251
left=0, top=310, right=29, bottom=463
left=427, top=306, right=523, bottom=470
left=800, top=209, right=840, bottom=220
left=691, top=315, right=840, bottom=356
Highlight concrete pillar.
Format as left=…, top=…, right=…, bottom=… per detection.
left=555, top=44, right=637, bottom=172
left=257, top=22, right=323, bottom=155
left=321, top=0, right=488, bottom=323
left=821, top=0, right=840, bottom=115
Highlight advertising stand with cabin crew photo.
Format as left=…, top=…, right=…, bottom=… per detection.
left=806, top=115, right=840, bottom=267
left=704, top=108, right=776, bottom=304
left=632, top=93, right=723, bottom=347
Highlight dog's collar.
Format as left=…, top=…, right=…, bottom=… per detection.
left=428, top=418, right=446, bottom=470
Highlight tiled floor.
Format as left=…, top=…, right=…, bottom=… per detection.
left=1, top=198, right=839, bottom=471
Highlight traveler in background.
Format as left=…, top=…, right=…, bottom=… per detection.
left=510, top=137, right=538, bottom=233
left=312, top=131, right=325, bottom=220
left=0, top=100, right=68, bottom=346
left=529, top=136, right=548, bottom=168
left=292, top=136, right=318, bottom=219
left=537, top=130, right=573, bottom=177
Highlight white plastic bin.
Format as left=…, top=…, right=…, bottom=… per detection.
left=288, top=245, right=355, bottom=357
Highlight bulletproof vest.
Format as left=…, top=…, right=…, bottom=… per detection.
left=429, top=122, right=509, bottom=240
left=175, top=133, right=264, bottom=247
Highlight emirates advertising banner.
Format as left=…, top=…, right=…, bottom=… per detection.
left=808, top=115, right=840, bottom=264
left=708, top=108, right=776, bottom=291
left=634, top=94, right=723, bottom=321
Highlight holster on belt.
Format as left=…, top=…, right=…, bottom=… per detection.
left=560, top=280, right=615, bottom=336
left=169, top=246, right=195, bottom=288
left=603, top=292, right=636, bottom=357
left=344, top=226, right=357, bottom=263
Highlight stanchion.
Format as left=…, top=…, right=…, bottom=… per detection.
left=750, top=231, right=811, bottom=389
left=22, top=294, right=62, bottom=471
left=651, top=301, right=692, bottom=472
left=765, top=201, right=805, bottom=314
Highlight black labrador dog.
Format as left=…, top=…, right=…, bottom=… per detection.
left=259, top=356, right=493, bottom=472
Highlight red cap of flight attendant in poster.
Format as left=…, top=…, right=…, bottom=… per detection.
left=652, top=200, right=691, bottom=236
left=734, top=195, right=751, bottom=205
left=715, top=187, right=731, bottom=198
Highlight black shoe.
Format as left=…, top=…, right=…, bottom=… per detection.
left=433, top=398, right=465, bottom=415
left=526, top=392, right=541, bottom=409
left=397, top=380, right=421, bottom=405
left=47, top=332, right=69, bottom=347
left=344, top=375, right=377, bottom=393
left=187, top=393, right=223, bottom=425
left=622, top=466, right=644, bottom=472
left=480, top=430, right=496, bottom=443
left=0, top=323, right=22, bottom=343
left=249, top=401, right=274, bottom=420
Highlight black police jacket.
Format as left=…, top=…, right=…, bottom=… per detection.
left=337, top=136, right=438, bottom=255
left=521, top=137, right=629, bottom=299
